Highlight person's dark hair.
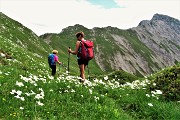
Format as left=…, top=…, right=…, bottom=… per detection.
left=76, top=32, right=84, bottom=38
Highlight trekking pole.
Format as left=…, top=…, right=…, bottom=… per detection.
left=68, top=47, right=70, bottom=74
left=87, top=65, right=90, bottom=81
left=58, top=64, right=61, bottom=77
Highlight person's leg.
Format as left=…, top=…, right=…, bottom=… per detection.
left=79, top=64, right=85, bottom=80
left=50, top=65, right=53, bottom=75
left=52, top=65, right=56, bottom=76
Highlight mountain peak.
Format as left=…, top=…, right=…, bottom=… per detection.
left=151, top=13, right=179, bottom=23
left=152, top=13, right=170, bottom=20
left=138, top=13, right=180, bottom=27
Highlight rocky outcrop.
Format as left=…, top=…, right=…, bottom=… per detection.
left=133, top=14, right=180, bottom=68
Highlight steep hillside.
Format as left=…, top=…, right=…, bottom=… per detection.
left=0, top=12, right=53, bottom=76
left=0, top=12, right=51, bottom=57
left=41, top=14, right=180, bottom=76
left=0, top=12, right=102, bottom=76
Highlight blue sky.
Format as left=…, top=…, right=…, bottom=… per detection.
left=1, top=0, right=179, bottom=35
left=86, top=0, right=120, bottom=9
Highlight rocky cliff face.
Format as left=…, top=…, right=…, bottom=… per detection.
left=92, top=14, right=180, bottom=76
left=133, top=14, right=180, bottom=70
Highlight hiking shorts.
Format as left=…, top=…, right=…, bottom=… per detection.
left=77, top=59, right=89, bottom=65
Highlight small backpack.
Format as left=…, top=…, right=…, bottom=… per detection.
left=48, top=54, right=55, bottom=66
left=78, top=40, right=94, bottom=61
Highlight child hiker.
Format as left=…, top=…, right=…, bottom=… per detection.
left=48, top=50, right=62, bottom=76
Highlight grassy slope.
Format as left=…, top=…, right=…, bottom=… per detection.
left=1, top=13, right=180, bottom=120
left=0, top=12, right=52, bottom=75
left=0, top=12, right=50, bottom=58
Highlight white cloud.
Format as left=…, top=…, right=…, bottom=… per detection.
left=1, top=0, right=180, bottom=36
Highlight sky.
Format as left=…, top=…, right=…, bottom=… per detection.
left=1, top=0, right=180, bottom=36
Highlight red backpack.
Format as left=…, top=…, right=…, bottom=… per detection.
left=78, top=40, right=94, bottom=61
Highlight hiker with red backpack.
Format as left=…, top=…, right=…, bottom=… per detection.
left=48, top=50, right=62, bottom=76
left=68, top=32, right=94, bottom=82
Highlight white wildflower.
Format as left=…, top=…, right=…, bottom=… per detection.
left=93, top=78, right=99, bottom=83
left=14, top=95, right=21, bottom=99
left=4, top=73, right=9, bottom=75
left=104, top=76, right=108, bottom=80
left=101, top=94, right=104, bottom=97
left=20, top=97, right=25, bottom=101
left=20, top=107, right=24, bottom=110
left=50, top=89, right=53, bottom=92
left=148, top=103, right=153, bottom=107
left=71, top=89, right=75, bottom=93
left=146, top=94, right=150, bottom=97
left=89, top=89, right=92, bottom=94
left=33, top=75, right=39, bottom=81
left=35, top=92, right=44, bottom=99
left=30, top=90, right=36, bottom=95
left=48, top=75, right=54, bottom=80
left=155, top=90, right=162, bottom=94
left=16, top=90, right=22, bottom=96
left=25, top=93, right=31, bottom=96
left=94, top=96, right=99, bottom=101
left=64, top=90, right=68, bottom=93
left=20, top=75, right=31, bottom=82
left=0, top=53, right=6, bottom=57
left=16, top=81, right=24, bottom=87
left=84, top=80, right=92, bottom=86
left=10, top=90, right=16, bottom=94
left=39, top=88, right=43, bottom=92
left=35, top=94, right=43, bottom=99
left=36, top=101, right=44, bottom=106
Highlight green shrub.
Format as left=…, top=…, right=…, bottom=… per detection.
left=148, top=64, right=180, bottom=101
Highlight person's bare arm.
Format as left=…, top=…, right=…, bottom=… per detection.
left=68, top=41, right=80, bottom=55
left=57, top=61, right=62, bottom=64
